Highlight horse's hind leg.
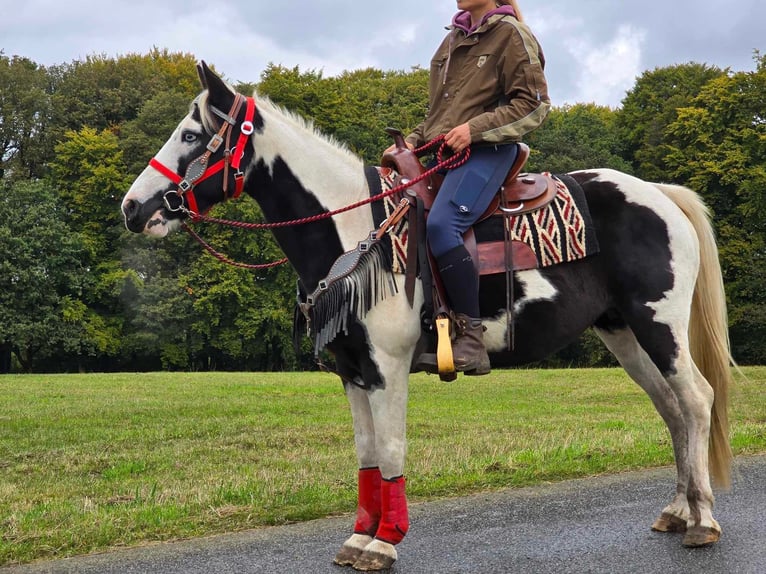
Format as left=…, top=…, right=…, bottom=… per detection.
left=670, top=359, right=721, bottom=547
left=596, top=326, right=691, bottom=533
left=603, top=312, right=720, bottom=546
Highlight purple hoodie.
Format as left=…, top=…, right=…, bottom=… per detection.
left=452, top=5, right=517, bottom=34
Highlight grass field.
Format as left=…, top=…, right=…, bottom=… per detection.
left=1, top=367, right=765, bottom=566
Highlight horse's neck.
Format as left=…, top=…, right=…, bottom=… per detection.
left=246, top=101, right=374, bottom=288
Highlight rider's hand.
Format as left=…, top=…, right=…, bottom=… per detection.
left=444, top=123, right=472, bottom=153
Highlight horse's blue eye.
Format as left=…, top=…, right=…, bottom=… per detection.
left=183, top=132, right=198, bottom=143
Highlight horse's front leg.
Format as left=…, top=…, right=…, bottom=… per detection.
left=334, top=381, right=382, bottom=567
left=353, top=367, right=410, bottom=571
left=335, top=367, right=410, bottom=571
left=334, top=287, right=420, bottom=570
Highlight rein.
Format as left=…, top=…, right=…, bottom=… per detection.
left=186, top=136, right=469, bottom=229
left=148, top=93, right=470, bottom=268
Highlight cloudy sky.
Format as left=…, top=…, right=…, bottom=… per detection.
left=1, top=0, right=763, bottom=108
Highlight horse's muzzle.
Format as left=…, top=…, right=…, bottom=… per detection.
left=122, top=199, right=146, bottom=233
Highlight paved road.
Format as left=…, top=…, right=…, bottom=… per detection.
left=5, top=455, right=765, bottom=574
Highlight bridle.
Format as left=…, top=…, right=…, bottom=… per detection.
left=148, top=93, right=257, bottom=220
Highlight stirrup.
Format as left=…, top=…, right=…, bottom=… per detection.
left=435, top=315, right=457, bottom=382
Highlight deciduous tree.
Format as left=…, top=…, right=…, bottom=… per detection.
left=0, top=181, right=91, bottom=371
left=664, top=52, right=766, bottom=363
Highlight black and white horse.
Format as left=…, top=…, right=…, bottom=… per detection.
left=122, top=62, right=733, bottom=571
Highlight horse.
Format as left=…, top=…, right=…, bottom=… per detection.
left=121, top=62, right=734, bottom=571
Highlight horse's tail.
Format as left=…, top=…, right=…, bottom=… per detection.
left=654, top=183, right=734, bottom=488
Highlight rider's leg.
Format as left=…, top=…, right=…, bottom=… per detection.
left=427, top=144, right=518, bottom=374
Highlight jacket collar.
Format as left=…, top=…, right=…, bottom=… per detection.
left=450, top=5, right=517, bottom=34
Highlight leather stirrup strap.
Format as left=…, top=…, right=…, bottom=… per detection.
left=404, top=192, right=419, bottom=307
left=417, top=195, right=434, bottom=326
left=500, top=184, right=516, bottom=350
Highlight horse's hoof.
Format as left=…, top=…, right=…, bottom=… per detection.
left=335, top=534, right=372, bottom=567
left=682, top=525, right=721, bottom=547
left=353, top=551, right=396, bottom=572
left=352, top=539, right=397, bottom=571
left=334, top=544, right=364, bottom=566
left=652, top=512, right=687, bottom=533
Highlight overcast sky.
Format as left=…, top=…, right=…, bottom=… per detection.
left=1, top=0, right=763, bottom=108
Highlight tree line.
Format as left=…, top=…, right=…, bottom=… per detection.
left=1, top=49, right=764, bottom=373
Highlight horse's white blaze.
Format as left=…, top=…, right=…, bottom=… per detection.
left=255, top=101, right=372, bottom=252
left=121, top=116, right=199, bottom=236
left=483, top=269, right=558, bottom=352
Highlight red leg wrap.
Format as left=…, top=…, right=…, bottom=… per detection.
left=354, top=467, right=382, bottom=536
left=375, top=475, right=409, bottom=545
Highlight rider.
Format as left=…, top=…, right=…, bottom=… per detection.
left=390, top=0, right=550, bottom=375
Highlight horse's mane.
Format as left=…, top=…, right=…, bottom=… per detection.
left=195, top=89, right=359, bottom=163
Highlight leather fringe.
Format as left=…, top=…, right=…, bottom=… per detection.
left=307, top=238, right=397, bottom=356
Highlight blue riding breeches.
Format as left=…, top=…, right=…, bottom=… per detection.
left=427, top=143, right=519, bottom=258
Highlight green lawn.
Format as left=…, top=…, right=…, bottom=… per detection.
left=1, top=367, right=764, bottom=566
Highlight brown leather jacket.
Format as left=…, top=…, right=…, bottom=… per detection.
left=406, top=13, right=550, bottom=148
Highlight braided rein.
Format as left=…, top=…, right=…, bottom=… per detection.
left=182, top=136, right=470, bottom=270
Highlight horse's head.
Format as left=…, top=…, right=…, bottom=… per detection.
left=121, top=61, right=257, bottom=236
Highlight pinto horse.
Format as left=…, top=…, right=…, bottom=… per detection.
left=122, top=62, right=733, bottom=571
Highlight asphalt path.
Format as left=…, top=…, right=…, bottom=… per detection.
left=5, top=455, right=765, bottom=574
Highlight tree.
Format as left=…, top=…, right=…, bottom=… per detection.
left=119, top=90, right=195, bottom=176
left=47, top=127, right=146, bottom=371
left=0, top=53, right=53, bottom=180
left=256, top=64, right=429, bottom=164
left=664, top=52, right=766, bottom=363
left=50, top=127, right=132, bottom=256
left=2, top=49, right=762, bottom=371
left=50, top=50, right=201, bottom=141
left=525, top=103, right=633, bottom=174
left=616, top=63, right=724, bottom=181
left=179, top=200, right=300, bottom=371
left=0, top=181, right=91, bottom=371
left=314, top=67, right=430, bottom=163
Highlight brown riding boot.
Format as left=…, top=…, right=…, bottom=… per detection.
left=452, top=314, right=491, bottom=376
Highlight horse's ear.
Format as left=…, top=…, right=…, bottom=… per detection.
left=197, top=61, right=208, bottom=90
left=198, top=61, right=235, bottom=110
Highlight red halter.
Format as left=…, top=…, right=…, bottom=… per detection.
left=149, top=93, right=257, bottom=219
